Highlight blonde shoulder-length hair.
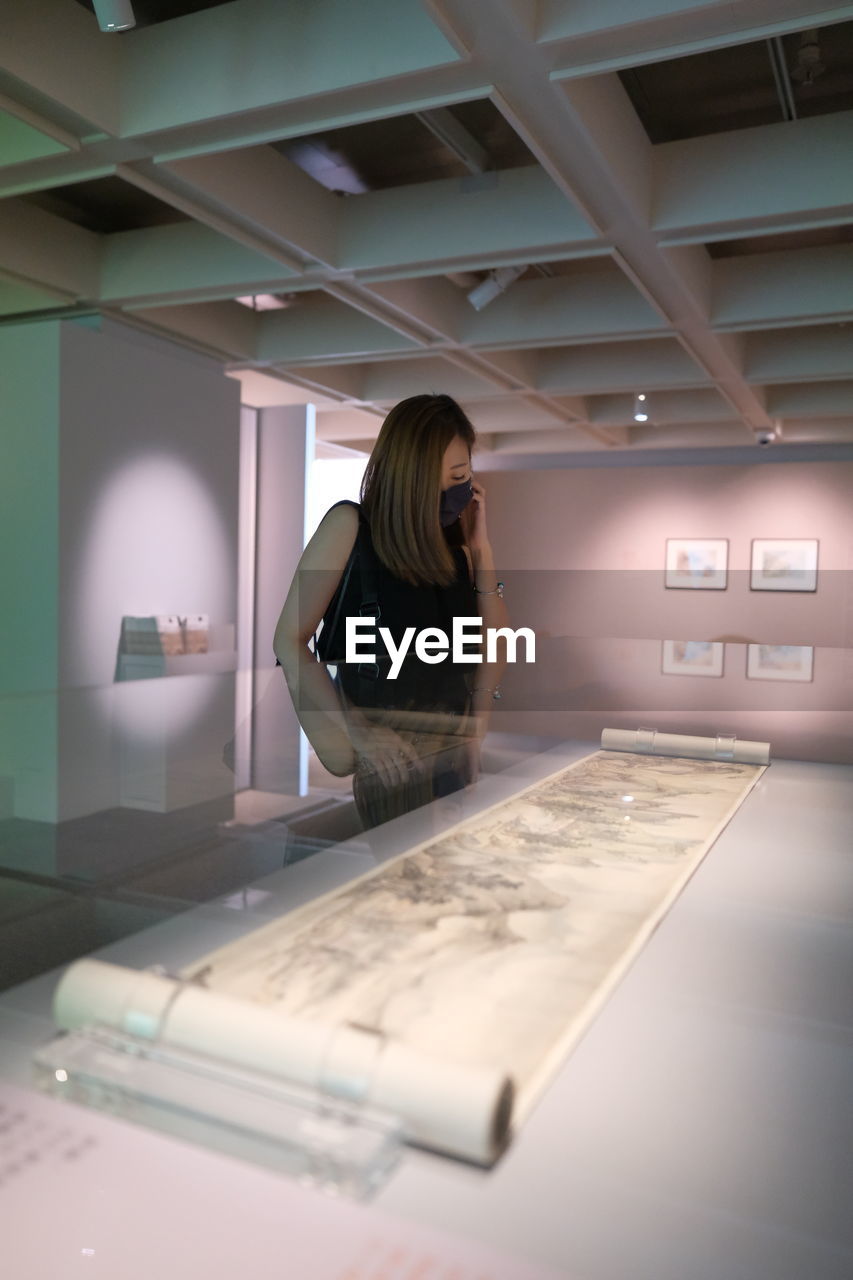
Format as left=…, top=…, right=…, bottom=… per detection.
left=359, top=394, right=476, bottom=587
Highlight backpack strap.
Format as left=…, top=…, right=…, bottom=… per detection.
left=322, top=505, right=389, bottom=706
left=275, top=503, right=389, bottom=710
left=308, top=501, right=357, bottom=663
left=312, top=502, right=384, bottom=672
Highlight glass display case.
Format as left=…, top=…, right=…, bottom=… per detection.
left=1, top=629, right=851, bottom=1278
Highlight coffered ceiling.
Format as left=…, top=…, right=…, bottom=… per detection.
left=3, top=0, right=853, bottom=462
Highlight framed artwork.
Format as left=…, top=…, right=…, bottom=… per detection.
left=665, top=538, right=728, bottom=590
left=662, top=640, right=724, bottom=678
left=750, top=539, right=818, bottom=592
left=746, top=644, right=814, bottom=683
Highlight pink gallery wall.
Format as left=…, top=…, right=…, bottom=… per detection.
left=478, top=460, right=853, bottom=762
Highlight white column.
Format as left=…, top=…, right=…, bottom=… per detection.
left=252, top=403, right=315, bottom=796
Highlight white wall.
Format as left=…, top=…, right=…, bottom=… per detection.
left=57, top=318, right=241, bottom=819
left=0, top=322, right=61, bottom=821
left=481, top=460, right=853, bottom=762
left=252, top=403, right=314, bottom=796
left=305, top=456, right=367, bottom=540
left=0, top=316, right=242, bottom=823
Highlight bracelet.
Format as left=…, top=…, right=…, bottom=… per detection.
left=472, top=684, right=502, bottom=700
left=474, top=580, right=504, bottom=598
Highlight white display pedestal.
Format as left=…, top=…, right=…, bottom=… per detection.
left=1, top=741, right=851, bottom=1280
left=116, top=671, right=236, bottom=813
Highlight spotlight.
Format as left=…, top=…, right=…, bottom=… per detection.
left=633, top=393, right=649, bottom=423
left=466, top=265, right=526, bottom=311
left=791, top=29, right=824, bottom=85
left=93, top=1, right=136, bottom=32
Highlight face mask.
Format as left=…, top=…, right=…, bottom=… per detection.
left=439, top=478, right=473, bottom=527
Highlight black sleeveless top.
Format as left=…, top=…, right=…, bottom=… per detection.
left=321, top=501, right=477, bottom=716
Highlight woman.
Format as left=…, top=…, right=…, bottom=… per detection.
left=274, top=394, right=507, bottom=827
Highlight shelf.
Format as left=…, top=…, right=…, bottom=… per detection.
left=116, top=651, right=238, bottom=681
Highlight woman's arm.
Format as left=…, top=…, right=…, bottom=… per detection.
left=274, top=504, right=424, bottom=786
left=273, top=504, right=361, bottom=775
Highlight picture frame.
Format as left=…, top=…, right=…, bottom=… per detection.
left=746, top=644, right=814, bottom=683
left=665, top=538, right=728, bottom=590
left=661, top=640, right=725, bottom=678
left=750, top=539, right=818, bottom=592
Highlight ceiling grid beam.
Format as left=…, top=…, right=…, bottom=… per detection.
left=541, top=0, right=853, bottom=78
left=1, top=0, right=850, bottom=457
left=426, top=0, right=774, bottom=432
left=118, top=0, right=466, bottom=138
left=0, top=0, right=122, bottom=134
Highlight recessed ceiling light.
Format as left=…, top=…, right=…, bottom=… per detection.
left=235, top=295, right=293, bottom=311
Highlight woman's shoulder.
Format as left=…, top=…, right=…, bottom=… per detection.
left=318, top=500, right=361, bottom=546
left=322, top=498, right=362, bottom=529
left=302, top=501, right=360, bottom=572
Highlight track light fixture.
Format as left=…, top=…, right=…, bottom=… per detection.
left=753, top=424, right=780, bottom=447
left=633, top=393, right=649, bottom=423
left=93, top=1, right=136, bottom=32
left=466, top=265, right=526, bottom=311
left=791, top=29, right=824, bottom=85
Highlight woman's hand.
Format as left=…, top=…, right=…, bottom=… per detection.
left=461, top=478, right=490, bottom=555
left=349, top=721, right=425, bottom=790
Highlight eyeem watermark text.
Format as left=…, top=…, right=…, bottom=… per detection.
left=345, top=616, right=535, bottom=679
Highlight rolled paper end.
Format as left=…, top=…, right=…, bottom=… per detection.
left=53, top=958, right=177, bottom=1041
left=601, top=727, right=770, bottom=765
left=491, top=1076, right=515, bottom=1156
left=369, top=1039, right=515, bottom=1165
left=745, top=739, right=771, bottom=765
